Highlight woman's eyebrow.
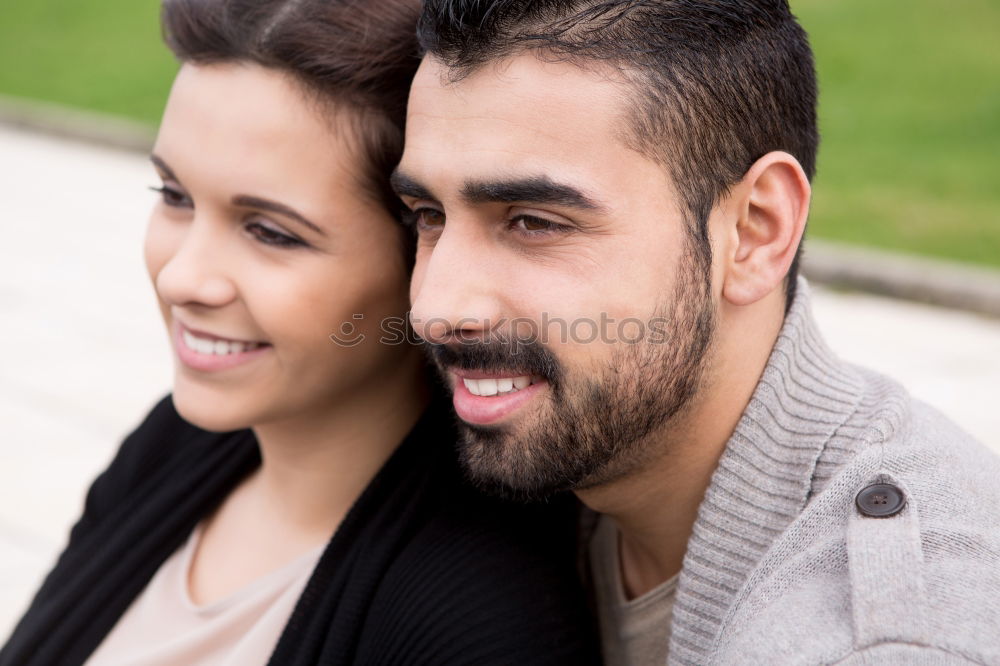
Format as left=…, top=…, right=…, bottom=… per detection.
left=150, top=154, right=178, bottom=180
left=231, top=195, right=325, bottom=236
left=149, top=155, right=323, bottom=236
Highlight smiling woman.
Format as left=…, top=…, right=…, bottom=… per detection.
left=0, top=1, right=599, bottom=665
left=145, top=62, right=415, bottom=435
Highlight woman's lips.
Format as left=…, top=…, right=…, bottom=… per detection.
left=173, top=322, right=272, bottom=372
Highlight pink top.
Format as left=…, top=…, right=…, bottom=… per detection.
left=86, top=524, right=324, bottom=666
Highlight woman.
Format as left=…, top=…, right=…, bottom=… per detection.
left=0, top=1, right=598, bottom=664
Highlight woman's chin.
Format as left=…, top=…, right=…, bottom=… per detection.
left=170, top=385, right=255, bottom=433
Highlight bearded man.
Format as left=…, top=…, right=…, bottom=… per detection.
left=393, top=1, right=1000, bottom=663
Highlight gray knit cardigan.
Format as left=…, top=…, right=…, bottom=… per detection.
left=668, top=279, right=1000, bottom=665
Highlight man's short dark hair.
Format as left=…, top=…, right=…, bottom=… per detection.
left=417, top=0, right=818, bottom=305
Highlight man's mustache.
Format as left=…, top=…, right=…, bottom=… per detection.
left=425, top=337, right=563, bottom=387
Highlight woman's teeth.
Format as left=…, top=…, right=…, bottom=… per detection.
left=183, top=330, right=262, bottom=356
left=462, top=375, right=533, bottom=397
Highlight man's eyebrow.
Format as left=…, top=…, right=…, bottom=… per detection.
left=390, top=169, right=436, bottom=201
left=461, top=176, right=607, bottom=212
left=231, top=195, right=325, bottom=235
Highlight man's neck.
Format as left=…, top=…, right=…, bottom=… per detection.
left=578, top=297, right=785, bottom=599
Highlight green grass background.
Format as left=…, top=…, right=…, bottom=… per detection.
left=794, top=0, right=1000, bottom=267
left=0, top=0, right=175, bottom=124
left=1, top=0, right=997, bottom=267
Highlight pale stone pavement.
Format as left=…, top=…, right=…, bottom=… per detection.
left=1, top=125, right=998, bottom=642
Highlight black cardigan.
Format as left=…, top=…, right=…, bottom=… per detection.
left=1, top=395, right=600, bottom=665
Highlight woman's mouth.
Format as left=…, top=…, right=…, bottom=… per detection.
left=182, top=328, right=266, bottom=356
left=174, top=323, right=272, bottom=372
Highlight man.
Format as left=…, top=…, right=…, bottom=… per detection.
left=393, top=1, right=1000, bottom=664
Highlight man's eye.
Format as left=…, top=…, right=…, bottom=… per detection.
left=510, top=215, right=569, bottom=235
left=411, top=207, right=445, bottom=231
left=150, top=184, right=192, bottom=208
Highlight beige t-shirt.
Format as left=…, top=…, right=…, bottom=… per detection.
left=589, top=514, right=679, bottom=666
left=86, top=523, right=324, bottom=666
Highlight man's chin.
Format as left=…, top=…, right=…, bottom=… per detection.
left=455, top=414, right=663, bottom=501
left=455, top=422, right=590, bottom=501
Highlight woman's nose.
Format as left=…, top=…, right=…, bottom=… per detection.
left=150, top=216, right=238, bottom=309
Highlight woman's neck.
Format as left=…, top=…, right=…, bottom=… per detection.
left=248, top=351, right=429, bottom=541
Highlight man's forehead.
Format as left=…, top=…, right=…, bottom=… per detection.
left=409, top=52, right=629, bottom=122
left=402, top=52, right=677, bottom=210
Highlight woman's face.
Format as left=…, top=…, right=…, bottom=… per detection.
left=147, top=62, right=414, bottom=431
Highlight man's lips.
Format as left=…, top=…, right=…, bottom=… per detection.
left=448, top=369, right=548, bottom=425
left=451, top=368, right=537, bottom=380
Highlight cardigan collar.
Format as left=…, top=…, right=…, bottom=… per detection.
left=668, top=278, right=866, bottom=665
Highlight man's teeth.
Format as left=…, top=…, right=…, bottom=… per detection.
left=463, top=376, right=533, bottom=397
left=183, top=330, right=260, bottom=355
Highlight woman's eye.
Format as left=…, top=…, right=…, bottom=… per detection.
left=245, top=220, right=305, bottom=248
left=150, top=184, right=192, bottom=208
left=510, top=215, right=568, bottom=235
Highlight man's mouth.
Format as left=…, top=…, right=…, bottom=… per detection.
left=460, top=375, right=536, bottom=396
left=450, top=370, right=548, bottom=425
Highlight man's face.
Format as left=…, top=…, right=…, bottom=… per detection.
left=397, top=55, right=716, bottom=497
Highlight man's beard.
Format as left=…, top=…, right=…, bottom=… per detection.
left=426, top=244, right=715, bottom=500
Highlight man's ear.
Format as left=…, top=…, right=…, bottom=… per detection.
left=721, top=151, right=810, bottom=306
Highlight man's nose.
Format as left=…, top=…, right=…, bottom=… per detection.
left=409, top=223, right=505, bottom=345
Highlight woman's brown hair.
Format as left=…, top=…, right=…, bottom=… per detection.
left=161, top=0, right=422, bottom=219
